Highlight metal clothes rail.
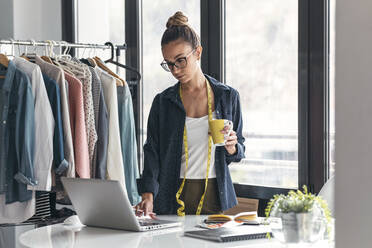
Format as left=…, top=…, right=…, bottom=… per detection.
left=0, top=39, right=127, bottom=50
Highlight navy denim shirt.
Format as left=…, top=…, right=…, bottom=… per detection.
left=0, top=61, right=36, bottom=203
left=42, top=74, right=68, bottom=175
left=139, top=74, right=245, bottom=214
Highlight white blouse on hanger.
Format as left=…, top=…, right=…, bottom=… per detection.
left=95, top=67, right=127, bottom=192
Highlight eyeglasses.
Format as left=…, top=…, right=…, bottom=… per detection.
left=160, top=49, right=195, bottom=72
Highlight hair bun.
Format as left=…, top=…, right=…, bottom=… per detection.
left=166, top=11, right=189, bottom=28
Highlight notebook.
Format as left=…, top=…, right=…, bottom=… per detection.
left=61, top=177, right=182, bottom=231
left=184, top=225, right=271, bottom=242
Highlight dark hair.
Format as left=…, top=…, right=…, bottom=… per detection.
left=161, top=11, right=200, bottom=49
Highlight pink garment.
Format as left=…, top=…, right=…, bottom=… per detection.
left=64, top=72, right=90, bottom=178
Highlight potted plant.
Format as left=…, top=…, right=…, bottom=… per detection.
left=265, top=186, right=332, bottom=243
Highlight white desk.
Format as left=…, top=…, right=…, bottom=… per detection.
left=19, top=215, right=332, bottom=248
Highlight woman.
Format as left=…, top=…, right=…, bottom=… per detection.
left=137, top=11, right=245, bottom=216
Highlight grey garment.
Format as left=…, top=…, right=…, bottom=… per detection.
left=87, top=66, right=101, bottom=128
left=117, top=85, right=141, bottom=205
left=95, top=82, right=108, bottom=179
left=35, top=56, right=75, bottom=178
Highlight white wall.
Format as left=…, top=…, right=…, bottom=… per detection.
left=0, top=0, right=61, bottom=41
left=0, top=0, right=14, bottom=39
left=335, top=1, right=372, bottom=248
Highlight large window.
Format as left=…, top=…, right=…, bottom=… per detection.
left=75, top=0, right=125, bottom=74
left=226, top=0, right=298, bottom=189
left=142, top=1, right=200, bottom=159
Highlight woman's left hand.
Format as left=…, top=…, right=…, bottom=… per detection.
left=221, top=126, right=238, bottom=155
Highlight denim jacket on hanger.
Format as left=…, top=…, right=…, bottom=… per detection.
left=0, top=61, right=36, bottom=203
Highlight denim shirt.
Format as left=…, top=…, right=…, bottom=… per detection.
left=139, top=74, right=245, bottom=214
left=42, top=74, right=68, bottom=175
left=0, top=61, right=36, bottom=203
left=118, top=85, right=141, bottom=206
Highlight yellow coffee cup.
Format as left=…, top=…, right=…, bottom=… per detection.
left=209, top=119, right=233, bottom=146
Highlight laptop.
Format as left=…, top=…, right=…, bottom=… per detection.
left=60, top=177, right=182, bottom=231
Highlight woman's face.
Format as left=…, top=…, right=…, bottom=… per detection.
left=161, top=39, right=201, bottom=83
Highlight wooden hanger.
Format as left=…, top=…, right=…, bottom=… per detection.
left=87, top=57, right=97, bottom=67
left=41, top=55, right=53, bottom=64
left=0, top=54, right=9, bottom=79
left=94, top=56, right=125, bottom=86
left=0, top=54, right=9, bottom=68
left=20, top=55, right=30, bottom=61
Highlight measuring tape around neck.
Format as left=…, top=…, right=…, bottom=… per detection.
left=176, top=78, right=213, bottom=216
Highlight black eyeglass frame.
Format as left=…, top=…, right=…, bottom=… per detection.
left=160, top=49, right=196, bottom=72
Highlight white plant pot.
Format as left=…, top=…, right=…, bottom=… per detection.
left=275, top=212, right=326, bottom=244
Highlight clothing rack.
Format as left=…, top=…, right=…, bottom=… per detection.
left=0, top=38, right=141, bottom=226
left=0, top=39, right=127, bottom=50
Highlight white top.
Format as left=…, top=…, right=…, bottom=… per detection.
left=180, top=112, right=216, bottom=179
left=0, top=192, right=35, bottom=224
left=13, top=57, right=55, bottom=191
left=95, top=68, right=127, bottom=192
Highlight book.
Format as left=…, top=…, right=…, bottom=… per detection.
left=184, top=225, right=271, bottom=242
left=199, top=211, right=259, bottom=229
left=207, top=211, right=258, bottom=224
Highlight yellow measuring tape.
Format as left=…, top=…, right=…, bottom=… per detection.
left=176, top=78, right=213, bottom=216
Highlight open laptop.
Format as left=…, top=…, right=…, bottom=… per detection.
left=60, top=177, right=182, bottom=231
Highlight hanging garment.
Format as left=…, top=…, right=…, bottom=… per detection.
left=94, top=84, right=109, bottom=179
left=35, top=56, right=75, bottom=178
left=88, top=66, right=102, bottom=177
left=80, top=59, right=109, bottom=179
left=62, top=59, right=97, bottom=168
left=13, top=57, right=55, bottom=191
left=0, top=61, right=37, bottom=224
left=95, top=67, right=126, bottom=191
left=0, top=60, right=36, bottom=203
left=42, top=74, right=68, bottom=175
left=94, top=57, right=125, bottom=86
left=86, top=64, right=108, bottom=179
left=117, top=85, right=141, bottom=205
left=64, top=72, right=90, bottom=178
left=0, top=192, right=35, bottom=224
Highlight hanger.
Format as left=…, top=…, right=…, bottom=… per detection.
left=41, top=40, right=54, bottom=64
left=0, top=41, right=10, bottom=77
left=103, top=42, right=141, bottom=82
left=0, top=53, right=9, bottom=79
left=0, top=54, right=9, bottom=68
left=21, top=39, right=37, bottom=62
left=94, top=56, right=124, bottom=86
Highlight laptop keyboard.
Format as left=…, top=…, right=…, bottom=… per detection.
left=138, top=220, right=161, bottom=226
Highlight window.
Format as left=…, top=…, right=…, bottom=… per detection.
left=75, top=0, right=125, bottom=74
left=226, top=0, right=299, bottom=189
left=142, top=1, right=200, bottom=163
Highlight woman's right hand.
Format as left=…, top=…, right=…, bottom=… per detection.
left=135, top=193, right=156, bottom=218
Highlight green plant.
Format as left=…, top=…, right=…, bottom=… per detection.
left=265, top=185, right=332, bottom=237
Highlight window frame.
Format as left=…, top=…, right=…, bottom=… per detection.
left=202, top=0, right=330, bottom=215
left=125, top=0, right=143, bottom=172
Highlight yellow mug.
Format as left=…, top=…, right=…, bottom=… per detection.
left=209, top=119, right=233, bottom=146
